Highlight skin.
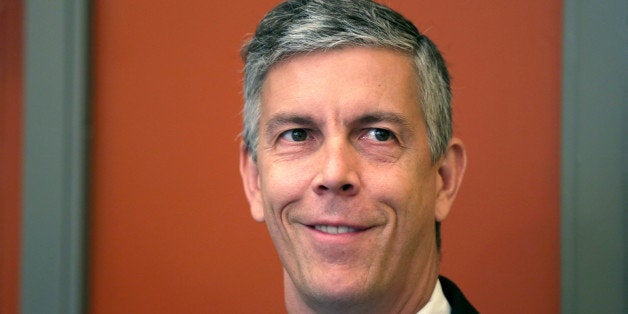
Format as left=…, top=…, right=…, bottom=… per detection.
left=240, top=47, right=466, bottom=313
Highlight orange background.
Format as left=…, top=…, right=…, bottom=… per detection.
left=85, top=0, right=561, bottom=313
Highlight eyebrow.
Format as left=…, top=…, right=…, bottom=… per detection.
left=353, top=111, right=412, bottom=129
left=264, top=113, right=317, bottom=136
left=263, top=111, right=413, bottom=136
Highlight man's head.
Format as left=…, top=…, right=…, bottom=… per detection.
left=242, top=0, right=452, bottom=164
left=239, top=0, right=466, bottom=312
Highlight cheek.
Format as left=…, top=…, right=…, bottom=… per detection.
left=368, top=165, right=437, bottom=219
left=259, top=160, right=313, bottom=211
left=384, top=174, right=438, bottom=251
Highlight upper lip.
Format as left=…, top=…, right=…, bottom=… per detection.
left=291, top=204, right=385, bottom=231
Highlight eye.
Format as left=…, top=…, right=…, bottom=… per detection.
left=280, top=128, right=309, bottom=142
left=364, top=128, right=394, bottom=142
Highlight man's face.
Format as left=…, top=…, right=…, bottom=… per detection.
left=241, top=47, right=458, bottom=310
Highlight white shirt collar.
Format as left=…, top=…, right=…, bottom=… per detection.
left=417, top=279, right=451, bottom=314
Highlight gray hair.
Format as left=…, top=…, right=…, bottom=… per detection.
left=241, top=0, right=452, bottom=163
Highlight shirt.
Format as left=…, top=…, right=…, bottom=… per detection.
left=417, top=279, right=451, bottom=314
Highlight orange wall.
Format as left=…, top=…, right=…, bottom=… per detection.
left=0, top=1, right=23, bottom=313
left=90, top=1, right=561, bottom=313
left=407, top=2, right=562, bottom=312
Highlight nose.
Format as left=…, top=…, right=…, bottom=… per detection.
left=313, top=138, right=360, bottom=196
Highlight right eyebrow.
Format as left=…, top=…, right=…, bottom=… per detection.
left=264, top=113, right=317, bottom=136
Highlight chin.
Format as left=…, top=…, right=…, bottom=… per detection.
left=297, top=271, right=381, bottom=308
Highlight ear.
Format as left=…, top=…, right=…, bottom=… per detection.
left=239, top=142, right=265, bottom=222
left=434, top=137, right=467, bottom=222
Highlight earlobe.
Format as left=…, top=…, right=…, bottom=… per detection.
left=434, top=138, right=467, bottom=222
left=239, top=143, right=265, bottom=222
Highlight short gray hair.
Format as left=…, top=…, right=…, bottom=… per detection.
left=241, top=0, right=452, bottom=163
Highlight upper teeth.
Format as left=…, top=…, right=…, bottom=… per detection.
left=314, top=225, right=357, bottom=234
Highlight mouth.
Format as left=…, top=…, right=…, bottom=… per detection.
left=304, top=223, right=376, bottom=256
left=308, top=224, right=371, bottom=235
left=312, top=225, right=358, bottom=234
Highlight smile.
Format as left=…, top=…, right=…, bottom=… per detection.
left=313, top=225, right=359, bottom=234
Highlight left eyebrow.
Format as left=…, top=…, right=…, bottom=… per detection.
left=352, top=112, right=413, bottom=129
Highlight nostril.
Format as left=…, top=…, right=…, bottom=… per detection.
left=315, top=183, right=356, bottom=194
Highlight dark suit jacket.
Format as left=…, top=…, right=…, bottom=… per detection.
left=439, top=276, right=479, bottom=314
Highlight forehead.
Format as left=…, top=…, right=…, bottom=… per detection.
left=260, top=47, right=421, bottom=122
